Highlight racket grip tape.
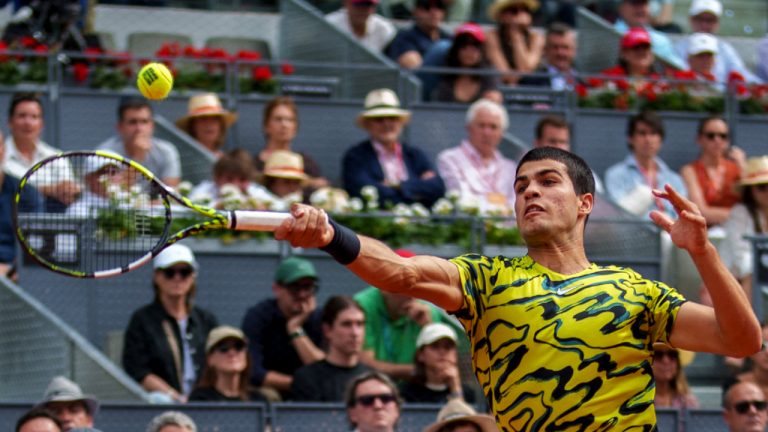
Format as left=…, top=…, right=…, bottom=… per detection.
left=230, top=211, right=291, bottom=231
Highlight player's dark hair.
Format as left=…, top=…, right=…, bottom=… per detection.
left=9, top=92, right=43, bottom=118
left=16, top=408, right=63, bottom=432
left=118, top=96, right=153, bottom=121
left=321, top=295, right=364, bottom=327
left=517, top=147, right=595, bottom=196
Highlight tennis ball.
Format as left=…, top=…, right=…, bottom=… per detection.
left=137, top=62, right=173, bottom=100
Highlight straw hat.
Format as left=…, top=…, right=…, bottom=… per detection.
left=487, top=0, right=540, bottom=21
left=424, top=399, right=498, bottom=432
left=356, top=88, right=411, bottom=128
left=740, top=156, right=768, bottom=186
left=263, top=150, right=308, bottom=181
left=175, top=93, right=238, bottom=132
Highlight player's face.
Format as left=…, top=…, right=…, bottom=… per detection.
left=629, top=121, right=662, bottom=162
left=466, top=108, right=503, bottom=158
left=364, top=116, right=405, bottom=147
left=514, top=159, right=590, bottom=245
left=264, top=104, right=298, bottom=144
left=724, top=384, right=768, bottom=432
left=348, top=379, right=400, bottom=431
left=208, top=337, right=247, bottom=374
left=324, top=307, right=365, bottom=357
left=9, top=100, right=43, bottom=144
left=46, top=401, right=93, bottom=431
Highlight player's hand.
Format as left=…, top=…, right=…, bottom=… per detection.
left=275, top=203, right=333, bottom=248
left=649, top=184, right=709, bottom=256
left=404, top=301, right=432, bottom=327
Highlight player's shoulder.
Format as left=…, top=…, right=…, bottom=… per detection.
left=450, top=253, right=533, bottom=273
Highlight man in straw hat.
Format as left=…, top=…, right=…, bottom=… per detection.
left=36, top=376, right=99, bottom=432
left=342, top=88, right=445, bottom=208
left=175, top=93, right=238, bottom=157
left=274, top=145, right=761, bottom=430
left=423, top=399, right=498, bottom=432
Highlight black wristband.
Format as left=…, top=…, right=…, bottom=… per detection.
left=320, top=218, right=361, bottom=265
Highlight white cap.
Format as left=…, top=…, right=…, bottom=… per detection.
left=688, top=32, right=719, bottom=56
left=153, top=244, right=198, bottom=270
left=689, top=0, right=722, bottom=17
left=416, top=323, right=457, bottom=349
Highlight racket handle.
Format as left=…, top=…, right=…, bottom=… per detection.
left=230, top=211, right=292, bottom=231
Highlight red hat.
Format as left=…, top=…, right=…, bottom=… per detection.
left=621, top=28, right=652, bottom=49
left=455, top=22, right=486, bottom=43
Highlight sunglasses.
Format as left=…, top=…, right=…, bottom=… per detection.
left=356, top=393, right=397, bottom=407
left=284, top=281, right=319, bottom=294
left=754, top=184, right=768, bottom=192
left=214, top=341, right=246, bottom=354
left=653, top=350, right=679, bottom=361
left=504, top=6, right=530, bottom=14
left=733, top=400, right=768, bottom=414
left=703, top=131, right=729, bottom=140
left=160, top=266, right=194, bottom=279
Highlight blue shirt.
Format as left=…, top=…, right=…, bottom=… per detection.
left=0, top=173, right=43, bottom=263
left=759, top=36, right=768, bottom=82
left=387, top=25, right=451, bottom=63
left=614, top=20, right=686, bottom=70
left=604, top=154, right=687, bottom=218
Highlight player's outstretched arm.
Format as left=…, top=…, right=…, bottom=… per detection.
left=274, top=204, right=464, bottom=312
left=649, top=184, right=761, bottom=357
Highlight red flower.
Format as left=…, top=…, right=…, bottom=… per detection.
left=156, top=42, right=181, bottom=59
left=638, top=83, right=657, bottom=102
left=615, top=79, right=630, bottom=91
left=0, top=41, right=8, bottom=62
left=237, top=50, right=261, bottom=61
left=121, top=66, right=133, bottom=78
left=83, top=47, right=102, bottom=63
left=672, top=70, right=696, bottom=81
left=33, top=44, right=48, bottom=54
left=575, top=83, right=588, bottom=98
left=601, top=65, right=626, bottom=77
left=72, top=63, right=89, bottom=83
left=728, top=71, right=746, bottom=83
left=614, top=94, right=630, bottom=110
left=111, top=51, right=132, bottom=66
left=183, top=45, right=201, bottom=58
left=253, top=66, right=272, bottom=81
left=281, top=63, right=295, bottom=75
left=587, top=77, right=604, bottom=88
left=21, top=36, right=38, bottom=48
left=735, top=83, right=749, bottom=97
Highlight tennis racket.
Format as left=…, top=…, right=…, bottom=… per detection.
left=14, top=150, right=291, bottom=278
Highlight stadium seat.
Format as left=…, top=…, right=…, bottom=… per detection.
left=127, top=32, right=194, bottom=59
left=205, top=36, right=272, bottom=59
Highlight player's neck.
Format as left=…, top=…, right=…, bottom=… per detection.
left=527, top=241, right=590, bottom=275
left=326, top=349, right=359, bottom=367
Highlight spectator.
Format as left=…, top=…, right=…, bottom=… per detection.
left=675, top=32, right=720, bottom=85
left=146, top=411, right=197, bottom=432
left=187, top=150, right=277, bottom=210
left=400, top=323, right=475, bottom=403
left=718, top=156, right=768, bottom=305
left=533, top=115, right=605, bottom=194
left=189, top=325, right=267, bottom=402
left=345, top=372, right=402, bottom=432
left=431, top=23, right=502, bottom=104
left=354, top=249, right=461, bottom=380
left=758, top=34, right=768, bottom=83
left=122, top=244, right=219, bottom=402
left=674, top=0, right=762, bottom=84
left=342, top=88, right=445, bottom=208
left=422, top=398, right=498, bottom=432
left=735, top=323, right=768, bottom=399
left=36, top=377, right=98, bottom=432
left=0, top=127, right=42, bottom=280
left=519, top=22, right=579, bottom=90
left=485, top=0, right=545, bottom=85
left=723, top=381, right=768, bottom=432
left=325, top=0, right=396, bottom=52
left=241, top=256, right=325, bottom=399
left=291, top=295, right=371, bottom=401
left=604, top=111, right=687, bottom=218
left=651, top=344, right=699, bottom=409
left=16, top=409, right=63, bottom=432
left=387, top=0, right=452, bottom=69
left=262, top=150, right=311, bottom=210
left=3, top=93, right=80, bottom=209
left=97, top=97, right=181, bottom=187
left=679, top=116, right=741, bottom=226
left=601, top=28, right=663, bottom=81
left=65, top=156, right=122, bottom=216
left=255, top=97, right=328, bottom=190
left=175, top=93, right=238, bottom=158
left=613, top=0, right=685, bottom=70
left=649, top=0, right=680, bottom=33
left=436, top=99, right=516, bottom=214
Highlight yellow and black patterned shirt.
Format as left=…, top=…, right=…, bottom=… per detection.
left=450, top=254, right=687, bottom=432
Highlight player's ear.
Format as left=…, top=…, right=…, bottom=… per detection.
left=578, top=192, right=593, bottom=216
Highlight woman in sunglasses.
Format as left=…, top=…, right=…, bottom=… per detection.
left=651, top=344, right=699, bottom=409
left=189, top=326, right=267, bottom=402
left=680, top=116, right=742, bottom=227
left=719, top=156, right=768, bottom=301
left=123, top=244, right=219, bottom=403
left=484, top=0, right=544, bottom=85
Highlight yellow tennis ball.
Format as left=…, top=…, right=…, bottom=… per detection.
left=137, top=62, right=173, bottom=100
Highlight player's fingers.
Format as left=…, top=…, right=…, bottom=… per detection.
left=680, top=209, right=707, bottom=227
left=663, top=184, right=699, bottom=214
left=649, top=210, right=673, bottom=232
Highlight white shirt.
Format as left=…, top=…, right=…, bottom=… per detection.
left=3, top=137, right=73, bottom=186
left=325, top=8, right=396, bottom=52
